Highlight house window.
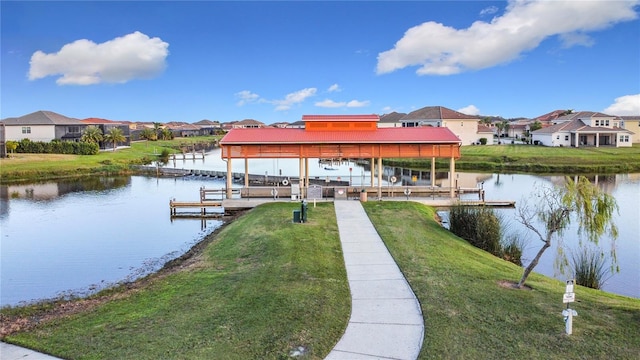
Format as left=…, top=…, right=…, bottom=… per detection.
left=556, top=135, right=560, bottom=140
left=595, top=120, right=600, bottom=126
left=461, top=122, right=463, bottom=126
left=68, top=126, right=80, bottom=133
left=565, top=135, right=569, bottom=141
left=605, top=120, right=610, bottom=126
left=22, top=126, right=31, bottom=134
left=621, top=135, right=629, bottom=142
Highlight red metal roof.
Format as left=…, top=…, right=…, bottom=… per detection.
left=220, top=127, right=461, bottom=145
left=302, top=114, right=379, bottom=122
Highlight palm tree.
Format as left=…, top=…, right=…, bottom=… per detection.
left=153, top=122, right=162, bottom=139
left=81, top=125, right=103, bottom=145
left=104, top=127, right=126, bottom=152
left=140, top=128, right=157, bottom=142
left=160, top=128, right=173, bottom=140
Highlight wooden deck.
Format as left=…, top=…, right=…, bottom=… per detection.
left=169, top=199, right=224, bottom=217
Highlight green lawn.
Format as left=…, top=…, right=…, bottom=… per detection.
left=2, top=203, right=350, bottom=359
left=0, top=137, right=219, bottom=183
left=363, top=201, right=640, bottom=359
left=2, top=202, right=639, bottom=359
left=389, top=144, right=640, bottom=173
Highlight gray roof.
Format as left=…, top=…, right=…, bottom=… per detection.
left=555, top=111, right=619, bottom=122
left=533, top=119, right=633, bottom=134
left=401, top=106, right=480, bottom=121
left=1, top=111, right=83, bottom=125
left=379, top=112, right=406, bottom=123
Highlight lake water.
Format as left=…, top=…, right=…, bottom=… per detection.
left=1, top=152, right=638, bottom=306
left=1, top=176, right=225, bottom=307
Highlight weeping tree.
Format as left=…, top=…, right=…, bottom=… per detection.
left=515, top=176, right=618, bottom=289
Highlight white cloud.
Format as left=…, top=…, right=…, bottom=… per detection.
left=316, top=99, right=345, bottom=108
left=603, top=94, right=640, bottom=116
left=458, top=105, right=480, bottom=115
left=235, top=90, right=261, bottom=106
left=377, top=0, right=639, bottom=76
left=480, top=6, right=499, bottom=17
left=315, top=98, right=370, bottom=108
left=346, top=100, right=370, bottom=108
left=29, top=31, right=169, bottom=85
left=328, top=84, right=341, bottom=93
left=272, top=88, right=317, bottom=111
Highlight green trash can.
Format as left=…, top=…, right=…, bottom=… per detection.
left=292, top=210, right=301, bottom=223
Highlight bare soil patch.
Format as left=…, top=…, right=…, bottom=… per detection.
left=498, top=280, right=532, bottom=291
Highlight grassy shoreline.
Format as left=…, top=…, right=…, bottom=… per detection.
left=0, top=137, right=220, bottom=183
left=2, top=202, right=638, bottom=359
left=1, top=143, right=638, bottom=184
left=388, top=144, right=640, bottom=174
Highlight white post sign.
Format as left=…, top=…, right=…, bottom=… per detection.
left=562, top=279, right=578, bottom=335
left=563, top=280, right=575, bottom=303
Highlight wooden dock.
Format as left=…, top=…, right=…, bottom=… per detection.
left=169, top=199, right=224, bottom=217
left=170, top=151, right=206, bottom=161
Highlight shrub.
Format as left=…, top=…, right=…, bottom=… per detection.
left=479, top=137, right=487, bottom=145
left=15, top=139, right=98, bottom=155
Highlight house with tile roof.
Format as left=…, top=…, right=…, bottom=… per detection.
left=477, top=124, right=495, bottom=145
left=532, top=111, right=633, bottom=147
left=399, top=106, right=483, bottom=145
left=1, top=110, right=86, bottom=142
left=81, top=117, right=131, bottom=149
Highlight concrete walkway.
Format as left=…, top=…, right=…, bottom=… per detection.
left=326, top=200, right=424, bottom=360
left=1, top=342, right=62, bottom=360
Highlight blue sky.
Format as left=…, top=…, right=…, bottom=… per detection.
left=2, top=1, right=639, bottom=124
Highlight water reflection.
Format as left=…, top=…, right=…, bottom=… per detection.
left=1, top=176, right=223, bottom=307
left=1, top=159, right=638, bottom=305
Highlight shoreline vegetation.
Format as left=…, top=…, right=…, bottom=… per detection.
left=1, top=202, right=638, bottom=359
left=1, top=139, right=639, bottom=184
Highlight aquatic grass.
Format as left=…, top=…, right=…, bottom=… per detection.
left=571, top=247, right=611, bottom=290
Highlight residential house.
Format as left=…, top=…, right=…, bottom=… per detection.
left=620, top=116, right=640, bottom=143
left=232, top=119, right=265, bottom=129
left=0, top=122, right=6, bottom=158
left=477, top=124, right=495, bottom=145
left=81, top=118, right=131, bottom=149
left=286, top=121, right=305, bottom=129
left=193, top=119, right=222, bottom=135
left=532, top=111, right=633, bottom=147
left=378, top=112, right=406, bottom=128
left=167, top=123, right=202, bottom=137
left=400, top=106, right=482, bottom=145
left=269, top=122, right=290, bottom=128
left=1, top=110, right=86, bottom=142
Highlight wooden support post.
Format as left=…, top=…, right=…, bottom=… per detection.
left=226, top=157, right=233, bottom=199
left=377, top=157, right=382, bottom=199
left=449, top=157, right=456, bottom=198
left=431, top=157, right=436, bottom=188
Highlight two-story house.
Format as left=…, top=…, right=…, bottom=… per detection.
left=531, top=111, right=633, bottom=147
left=1, top=110, right=86, bottom=142
left=399, top=106, right=483, bottom=145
